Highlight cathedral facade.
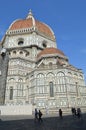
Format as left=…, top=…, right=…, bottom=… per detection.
left=0, top=10, right=86, bottom=113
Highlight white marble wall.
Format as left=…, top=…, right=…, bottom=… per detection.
left=4, top=33, right=56, bottom=49
left=0, top=104, right=32, bottom=115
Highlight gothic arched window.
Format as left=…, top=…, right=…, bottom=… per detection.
left=49, top=82, right=54, bottom=97
left=57, top=72, right=66, bottom=92
left=17, top=84, right=23, bottom=97
left=18, top=78, right=23, bottom=82
left=37, top=73, right=45, bottom=93
left=9, top=87, right=13, bottom=100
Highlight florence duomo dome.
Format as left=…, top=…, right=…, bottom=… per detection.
left=0, top=10, right=86, bottom=115
left=8, top=10, right=55, bottom=41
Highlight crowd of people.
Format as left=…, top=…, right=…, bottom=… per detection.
left=34, top=107, right=82, bottom=123
left=71, top=107, right=82, bottom=118
left=59, top=107, right=82, bottom=119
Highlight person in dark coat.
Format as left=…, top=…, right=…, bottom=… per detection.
left=38, top=110, right=43, bottom=122
left=34, top=108, right=38, bottom=122
left=77, top=108, right=81, bottom=119
left=71, top=107, right=75, bottom=117
left=74, top=108, right=77, bottom=117
left=59, top=109, right=63, bottom=119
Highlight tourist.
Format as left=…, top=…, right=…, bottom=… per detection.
left=59, top=109, right=63, bottom=119
left=38, top=110, right=43, bottom=123
left=34, top=108, right=39, bottom=122
left=77, top=108, right=81, bottom=119
left=74, top=108, right=77, bottom=117
left=71, top=107, right=75, bottom=117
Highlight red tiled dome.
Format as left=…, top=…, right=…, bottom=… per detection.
left=9, top=11, right=55, bottom=40
left=37, top=48, right=65, bottom=58
left=10, top=19, right=33, bottom=30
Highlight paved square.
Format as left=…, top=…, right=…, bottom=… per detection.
left=0, top=114, right=86, bottom=130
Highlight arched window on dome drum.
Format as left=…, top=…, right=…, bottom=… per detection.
left=13, top=50, right=16, bottom=54
left=49, top=82, right=54, bottom=97
left=25, top=52, right=30, bottom=57
left=9, top=87, right=13, bottom=100
left=20, top=51, right=23, bottom=54
left=42, top=40, right=47, bottom=48
left=18, top=41, right=23, bottom=45
left=18, top=38, right=24, bottom=45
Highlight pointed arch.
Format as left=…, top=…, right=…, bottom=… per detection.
left=17, top=84, right=23, bottom=97
left=8, top=78, right=15, bottom=82
left=46, top=72, right=55, bottom=82
left=9, top=87, right=13, bottom=100
left=67, top=72, right=73, bottom=84
left=57, top=71, right=66, bottom=92
left=17, top=78, right=23, bottom=97
left=49, top=82, right=54, bottom=97
left=57, top=71, right=65, bottom=76
left=37, top=73, right=45, bottom=93
left=46, top=72, right=55, bottom=97
left=18, top=78, right=23, bottom=82
left=47, top=72, right=54, bottom=77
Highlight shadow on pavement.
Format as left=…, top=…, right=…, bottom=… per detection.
left=0, top=113, right=86, bottom=130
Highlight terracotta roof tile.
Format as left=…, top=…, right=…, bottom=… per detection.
left=10, top=19, right=33, bottom=30
left=9, top=18, right=55, bottom=40
left=37, top=48, right=65, bottom=58
left=36, top=21, right=53, bottom=39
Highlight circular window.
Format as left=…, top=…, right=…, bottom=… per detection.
left=18, top=38, right=24, bottom=45
left=20, top=51, right=23, bottom=54
left=43, top=43, right=47, bottom=48
left=25, top=52, right=30, bottom=57
left=13, top=51, right=16, bottom=54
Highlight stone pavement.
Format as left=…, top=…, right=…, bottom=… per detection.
left=0, top=114, right=86, bottom=130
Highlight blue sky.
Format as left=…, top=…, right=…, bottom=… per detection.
left=0, top=0, right=86, bottom=80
